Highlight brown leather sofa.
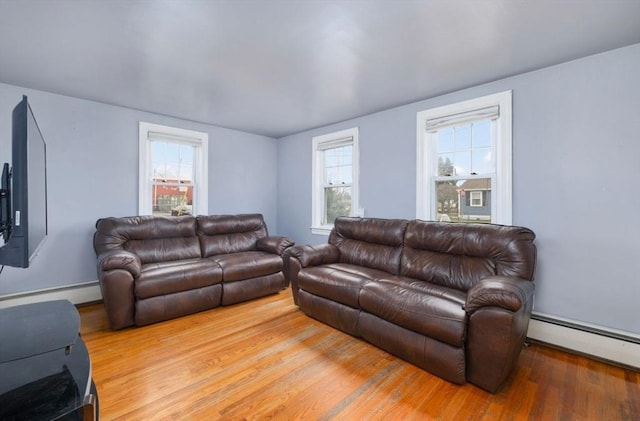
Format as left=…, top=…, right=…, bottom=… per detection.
left=94, top=213, right=294, bottom=330
left=285, top=217, right=536, bottom=393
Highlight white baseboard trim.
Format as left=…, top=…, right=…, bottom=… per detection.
left=527, top=316, right=640, bottom=369
left=0, top=281, right=102, bottom=309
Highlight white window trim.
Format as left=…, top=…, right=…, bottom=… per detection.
left=139, top=122, right=209, bottom=216
left=416, top=91, right=512, bottom=224
left=469, top=191, right=483, bottom=207
left=311, top=127, right=359, bottom=235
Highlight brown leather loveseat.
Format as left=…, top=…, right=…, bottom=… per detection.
left=285, top=217, right=536, bottom=393
left=94, top=213, right=294, bottom=330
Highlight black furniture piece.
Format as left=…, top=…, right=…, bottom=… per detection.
left=0, top=300, right=98, bottom=420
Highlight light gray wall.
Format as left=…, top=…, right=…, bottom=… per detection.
left=0, top=83, right=279, bottom=295
left=1, top=45, right=637, bottom=335
left=277, top=44, right=640, bottom=335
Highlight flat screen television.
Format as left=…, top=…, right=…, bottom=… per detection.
left=0, top=95, right=48, bottom=268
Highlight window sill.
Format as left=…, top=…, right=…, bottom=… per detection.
left=310, top=226, right=332, bottom=236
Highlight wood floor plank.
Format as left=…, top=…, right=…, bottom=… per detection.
left=78, top=290, right=640, bottom=420
left=338, top=365, right=434, bottom=419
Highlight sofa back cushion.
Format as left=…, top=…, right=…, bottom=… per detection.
left=197, top=214, right=268, bottom=257
left=94, top=215, right=201, bottom=265
left=401, top=220, right=536, bottom=291
left=329, top=217, right=408, bottom=275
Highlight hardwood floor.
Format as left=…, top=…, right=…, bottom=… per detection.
left=79, top=291, right=639, bottom=420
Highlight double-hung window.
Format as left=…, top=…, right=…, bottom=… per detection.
left=312, top=127, right=359, bottom=234
left=139, top=122, right=208, bottom=216
left=416, top=91, right=512, bottom=224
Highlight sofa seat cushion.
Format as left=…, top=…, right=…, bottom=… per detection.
left=320, top=263, right=394, bottom=281
left=359, top=280, right=466, bottom=347
left=375, top=276, right=467, bottom=307
left=298, top=266, right=370, bottom=308
left=211, top=251, right=283, bottom=282
left=136, top=258, right=223, bottom=299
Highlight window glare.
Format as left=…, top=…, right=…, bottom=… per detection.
left=324, top=146, right=352, bottom=185
left=454, top=151, right=470, bottom=175
left=472, top=120, right=491, bottom=148
left=472, top=147, right=493, bottom=174
left=151, top=141, right=195, bottom=182
left=454, top=125, right=472, bottom=149
left=437, top=129, right=454, bottom=152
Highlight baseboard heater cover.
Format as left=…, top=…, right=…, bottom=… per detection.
left=0, top=281, right=102, bottom=309
left=527, top=312, right=640, bottom=370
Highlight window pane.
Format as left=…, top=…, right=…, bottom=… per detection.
left=324, top=145, right=352, bottom=185
left=435, top=119, right=494, bottom=177
left=454, top=124, right=472, bottom=150
left=150, top=142, right=167, bottom=179
left=435, top=177, right=491, bottom=223
left=472, top=120, right=491, bottom=148
left=438, top=154, right=454, bottom=176
left=434, top=180, right=459, bottom=222
left=165, top=143, right=180, bottom=179
left=178, top=144, right=194, bottom=183
left=151, top=141, right=195, bottom=183
left=324, top=186, right=351, bottom=225
left=151, top=184, right=193, bottom=216
left=437, top=128, right=454, bottom=152
left=471, top=147, right=493, bottom=174
left=453, top=151, right=471, bottom=175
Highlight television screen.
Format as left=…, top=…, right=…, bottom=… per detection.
left=0, top=95, right=48, bottom=268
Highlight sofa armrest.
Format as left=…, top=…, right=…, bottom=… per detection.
left=96, top=250, right=140, bottom=330
left=283, top=244, right=339, bottom=305
left=97, top=249, right=142, bottom=278
left=465, top=276, right=534, bottom=314
left=287, top=244, right=340, bottom=268
left=464, top=276, right=535, bottom=393
left=256, top=236, right=295, bottom=255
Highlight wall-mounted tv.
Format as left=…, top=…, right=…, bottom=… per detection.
left=0, top=95, right=48, bottom=268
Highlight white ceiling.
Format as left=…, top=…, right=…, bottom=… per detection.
left=1, top=0, right=639, bottom=138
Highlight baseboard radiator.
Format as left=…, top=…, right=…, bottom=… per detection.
left=527, top=312, right=640, bottom=370
left=0, top=281, right=102, bottom=309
